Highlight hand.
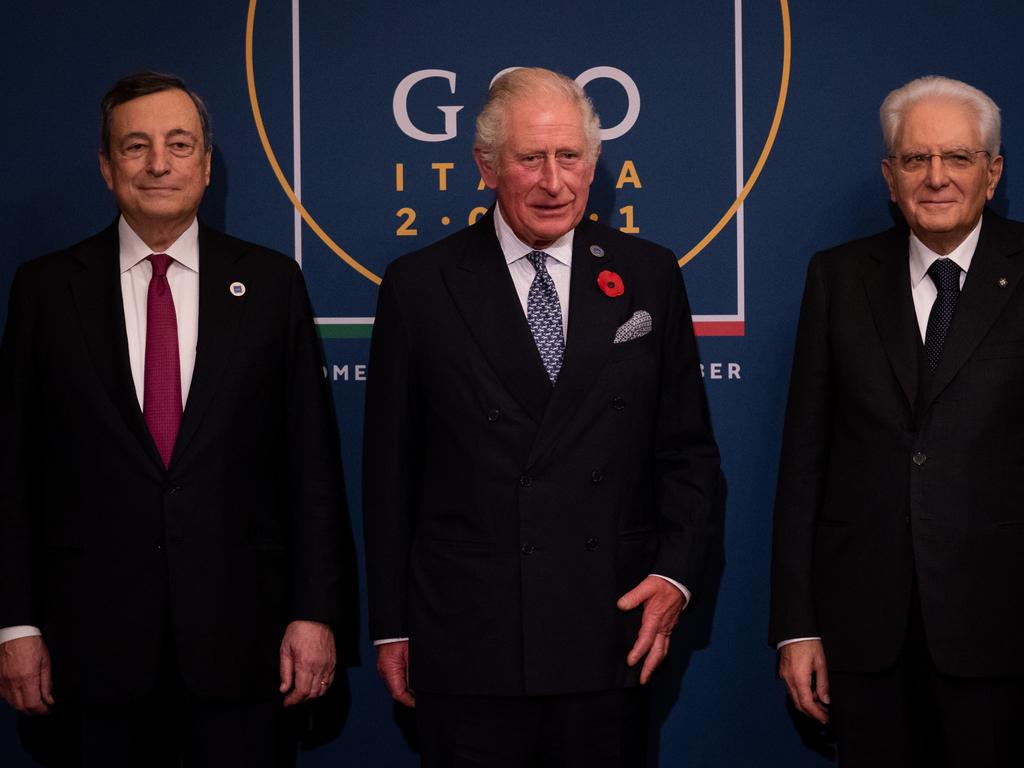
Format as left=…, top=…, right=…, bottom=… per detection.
left=279, top=620, right=336, bottom=707
left=617, top=576, right=685, bottom=684
left=0, top=636, right=54, bottom=714
left=376, top=640, right=415, bottom=708
left=778, top=639, right=830, bottom=724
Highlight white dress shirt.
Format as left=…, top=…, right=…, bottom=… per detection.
left=777, top=218, right=983, bottom=651
left=0, top=216, right=201, bottom=646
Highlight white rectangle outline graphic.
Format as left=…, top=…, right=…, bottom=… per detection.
left=294, top=1, right=745, bottom=327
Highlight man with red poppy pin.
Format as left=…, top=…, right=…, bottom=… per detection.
left=364, top=67, right=720, bottom=766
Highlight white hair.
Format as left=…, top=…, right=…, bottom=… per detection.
left=474, top=67, right=602, bottom=168
left=880, top=75, right=1001, bottom=155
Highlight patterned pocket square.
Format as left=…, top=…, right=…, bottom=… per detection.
left=613, top=310, right=653, bottom=343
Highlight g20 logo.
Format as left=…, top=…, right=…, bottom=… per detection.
left=392, top=67, right=641, bottom=143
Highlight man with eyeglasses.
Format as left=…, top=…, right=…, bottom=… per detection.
left=771, top=75, right=1023, bottom=767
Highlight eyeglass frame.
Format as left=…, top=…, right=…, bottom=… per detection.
left=885, top=149, right=993, bottom=174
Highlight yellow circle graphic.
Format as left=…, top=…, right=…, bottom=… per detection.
left=245, top=1, right=792, bottom=281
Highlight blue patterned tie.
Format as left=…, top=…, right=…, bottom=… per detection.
left=924, top=258, right=961, bottom=372
left=526, top=250, right=564, bottom=384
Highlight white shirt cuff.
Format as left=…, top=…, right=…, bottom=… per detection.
left=651, top=574, right=691, bottom=608
left=373, top=637, right=409, bottom=646
left=776, top=636, right=822, bottom=650
left=0, top=625, right=42, bottom=644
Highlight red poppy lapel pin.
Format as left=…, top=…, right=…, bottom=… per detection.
left=597, top=270, right=624, bottom=297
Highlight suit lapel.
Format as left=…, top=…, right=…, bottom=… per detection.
left=171, top=225, right=248, bottom=466
left=862, top=226, right=919, bottom=410
left=68, top=223, right=165, bottom=470
left=526, top=221, right=623, bottom=468
left=442, top=210, right=552, bottom=423
left=922, top=211, right=1024, bottom=409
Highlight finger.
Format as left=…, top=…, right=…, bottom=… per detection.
left=639, top=633, right=670, bottom=684
left=19, top=678, right=46, bottom=715
left=40, top=656, right=55, bottom=706
left=279, top=646, right=294, bottom=695
left=285, top=663, right=316, bottom=707
left=815, top=661, right=831, bottom=706
left=626, top=608, right=661, bottom=666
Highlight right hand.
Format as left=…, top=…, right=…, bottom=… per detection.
left=0, top=636, right=54, bottom=714
left=376, top=640, right=415, bottom=708
left=778, top=638, right=829, bottom=724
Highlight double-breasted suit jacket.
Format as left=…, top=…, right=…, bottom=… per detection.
left=364, top=210, right=720, bottom=697
left=771, top=209, right=1024, bottom=677
left=0, top=221, right=350, bottom=703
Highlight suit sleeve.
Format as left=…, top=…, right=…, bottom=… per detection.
left=281, top=259, right=356, bottom=641
left=362, top=267, right=422, bottom=641
left=769, top=253, right=834, bottom=645
left=649, top=251, right=722, bottom=594
left=0, top=266, right=38, bottom=628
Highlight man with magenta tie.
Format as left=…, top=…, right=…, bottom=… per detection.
left=0, top=71, right=351, bottom=765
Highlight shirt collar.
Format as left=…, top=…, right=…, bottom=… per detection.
left=494, top=202, right=574, bottom=268
left=118, top=215, right=200, bottom=274
left=908, top=217, right=982, bottom=289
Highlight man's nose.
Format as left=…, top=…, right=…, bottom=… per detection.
left=147, top=145, right=170, bottom=174
left=924, top=155, right=949, bottom=187
left=538, top=156, right=563, bottom=193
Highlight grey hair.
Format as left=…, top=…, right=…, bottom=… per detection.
left=474, top=67, right=601, bottom=168
left=880, top=75, right=1001, bottom=156
left=100, top=71, right=213, bottom=156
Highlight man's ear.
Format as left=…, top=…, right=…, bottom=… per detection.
left=99, top=150, right=114, bottom=191
left=474, top=147, right=499, bottom=190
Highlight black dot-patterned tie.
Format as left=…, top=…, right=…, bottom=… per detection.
left=924, top=258, right=961, bottom=372
left=526, top=251, right=564, bottom=384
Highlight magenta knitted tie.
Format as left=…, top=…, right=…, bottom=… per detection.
left=143, top=253, right=182, bottom=467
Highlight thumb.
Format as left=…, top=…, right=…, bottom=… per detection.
left=617, top=583, right=648, bottom=611
left=279, top=644, right=294, bottom=694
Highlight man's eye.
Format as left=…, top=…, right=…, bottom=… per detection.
left=123, top=144, right=146, bottom=155
left=169, top=142, right=195, bottom=155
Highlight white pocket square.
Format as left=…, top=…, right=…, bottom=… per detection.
left=613, top=310, right=653, bottom=343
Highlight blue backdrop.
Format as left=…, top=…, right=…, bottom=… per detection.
left=1, top=1, right=1022, bottom=765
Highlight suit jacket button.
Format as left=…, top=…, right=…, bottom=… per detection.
left=521, top=544, right=535, bottom=555
left=487, top=409, right=500, bottom=422
left=612, top=396, right=626, bottom=410
left=584, top=537, right=599, bottom=551
left=912, top=452, right=927, bottom=466
left=519, top=475, right=532, bottom=487
left=591, top=470, right=603, bottom=483
left=155, top=540, right=164, bottom=551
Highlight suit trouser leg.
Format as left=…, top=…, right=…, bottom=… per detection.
left=830, top=585, right=1024, bottom=768
left=415, top=688, right=649, bottom=768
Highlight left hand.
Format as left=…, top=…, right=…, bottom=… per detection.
left=617, top=576, right=686, bottom=684
left=279, top=620, right=336, bottom=707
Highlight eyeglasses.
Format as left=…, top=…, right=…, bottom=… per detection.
left=887, top=149, right=991, bottom=174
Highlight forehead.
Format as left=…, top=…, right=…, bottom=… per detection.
left=503, top=95, right=587, bottom=148
left=895, top=97, right=982, bottom=149
left=109, top=89, right=202, bottom=136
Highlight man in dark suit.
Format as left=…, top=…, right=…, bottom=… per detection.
left=0, top=72, right=350, bottom=765
left=771, top=75, right=1024, bottom=767
left=364, top=67, right=720, bottom=766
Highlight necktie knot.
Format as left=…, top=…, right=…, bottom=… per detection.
left=928, top=258, right=961, bottom=292
left=527, top=250, right=549, bottom=274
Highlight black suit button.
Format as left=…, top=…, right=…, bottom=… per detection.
left=612, top=396, right=626, bottom=410
left=487, top=409, right=501, bottom=422
left=519, top=475, right=532, bottom=487
left=905, top=515, right=911, bottom=524
left=155, top=540, right=164, bottom=551
left=912, top=452, right=927, bottom=466
left=521, top=544, right=535, bottom=555
left=591, top=470, right=603, bottom=483
left=584, top=537, right=599, bottom=551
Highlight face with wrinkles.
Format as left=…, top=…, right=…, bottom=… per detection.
left=475, top=95, right=595, bottom=249
left=100, top=88, right=211, bottom=242
left=882, top=97, right=1002, bottom=254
